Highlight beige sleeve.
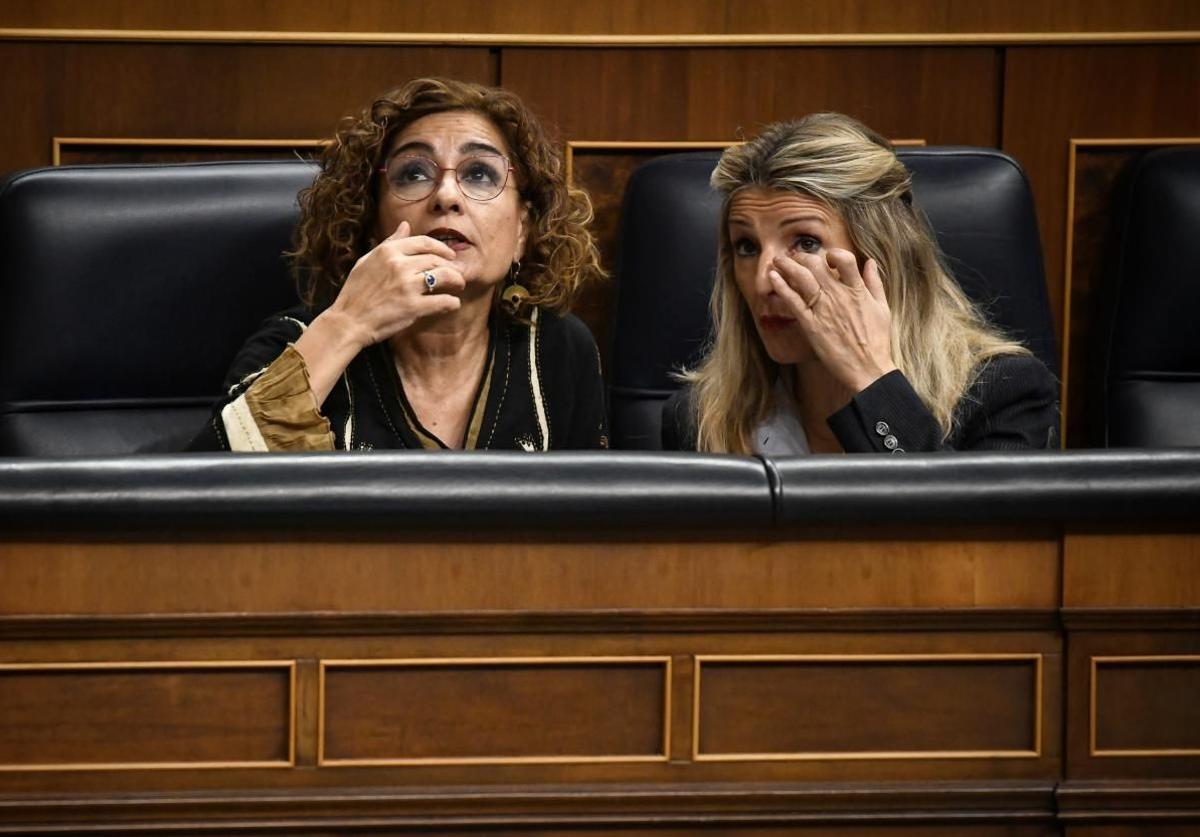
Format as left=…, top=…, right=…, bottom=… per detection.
left=220, top=345, right=336, bottom=452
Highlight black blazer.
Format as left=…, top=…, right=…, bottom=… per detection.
left=662, top=354, right=1060, bottom=453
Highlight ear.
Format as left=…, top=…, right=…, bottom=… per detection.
left=513, top=201, right=532, bottom=262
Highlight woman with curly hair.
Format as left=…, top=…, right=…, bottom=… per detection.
left=663, top=113, right=1058, bottom=454
left=192, top=78, right=607, bottom=452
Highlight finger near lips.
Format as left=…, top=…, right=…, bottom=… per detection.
left=394, top=235, right=456, bottom=260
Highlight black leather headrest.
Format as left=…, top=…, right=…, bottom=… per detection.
left=609, top=147, right=1056, bottom=449
left=1099, top=146, right=1200, bottom=447
left=0, top=161, right=314, bottom=455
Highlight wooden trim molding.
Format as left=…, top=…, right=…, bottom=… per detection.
left=317, top=655, right=672, bottom=767
left=2, top=28, right=1200, bottom=47
left=0, top=607, right=1062, bottom=639
left=0, top=781, right=1060, bottom=830
left=52, top=136, right=328, bottom=165
left=0, top=660, right=296, bottom=772
left=692, top=653, right=1044, bottom=762
left=565, top=140, right=732, bottom=184
left=565, top=138, right=925, bottom=183
left=1089, top=655, right=1200, bottom=758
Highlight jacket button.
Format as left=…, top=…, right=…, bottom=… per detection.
left=874, top=421, right=890, bottom=436
left=883, top=434, right=899, bottom=450
left=891, top=447, right=906, bottom=454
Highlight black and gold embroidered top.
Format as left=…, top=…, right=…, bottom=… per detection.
left=189, top=305, right=609, bottom=452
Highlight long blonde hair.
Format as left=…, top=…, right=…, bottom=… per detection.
left=688, top=113, right=1029, bottom=454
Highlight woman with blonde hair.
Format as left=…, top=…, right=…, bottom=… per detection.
left=192, top=77, right=607, bottom=452
left=663, top=113, right=1058, bottom=454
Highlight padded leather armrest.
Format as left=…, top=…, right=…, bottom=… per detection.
left=4, top=450, right=1200, bottom=533
left=0, top=451, right=773, bottom=533
left=769, top=449, right=1200, bottom=525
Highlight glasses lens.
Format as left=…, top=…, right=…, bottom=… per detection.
left=386, top=156, right=439, bottom=200
left=456, top=155, right=508, bottom=200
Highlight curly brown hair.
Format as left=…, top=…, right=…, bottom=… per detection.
left=290, top=77, right=603, bottom=313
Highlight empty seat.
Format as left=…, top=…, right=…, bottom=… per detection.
left=1096, top=146, right=1200, bottom=448
left=0, top=161, right=314, bottom=455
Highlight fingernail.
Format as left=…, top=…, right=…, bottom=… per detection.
left=769, top=269, right=783, bottom=283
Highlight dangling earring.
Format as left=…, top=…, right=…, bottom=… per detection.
left=501, top=260, right=530, bottom=315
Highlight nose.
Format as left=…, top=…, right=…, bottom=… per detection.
left=428, top=166, right=463, bottom=212
left=754, top=243, right=787, bottom=297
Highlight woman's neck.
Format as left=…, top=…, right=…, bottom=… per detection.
left=790, top=360, right=853, bottom=453
left=389, top=293, right=492, bottom=388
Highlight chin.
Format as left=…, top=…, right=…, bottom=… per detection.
left=759, top=335, right=814, bottom=367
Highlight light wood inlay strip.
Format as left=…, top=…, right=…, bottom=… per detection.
left=52, top=136, right=327, bottom=166
left=2, top=28, right=1199, bottom=46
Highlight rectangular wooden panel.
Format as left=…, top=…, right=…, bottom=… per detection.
left=0, top=535, right=1059, bottom=616
left=1064, top=532, right=1200, bottom=608
left=695, top=654, right=1041, bottom=760
left=0, top=661, right=293, bottom=770
left=320, top=657, right=669, bottom=765
left=1092, top=656, right=1200, bottom=756
left=503, top=47, right=999, bottom=145
left=0, top=41, right=494, bottom=173
left=1067, top=632, right=1200, bottom=781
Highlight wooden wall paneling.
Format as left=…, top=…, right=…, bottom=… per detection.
left=2, top=0, right=1199, bottom=37
left=0, top=628, right=1060, bottom=796
left=0, top=534, right=1059, bottom=616
left=502, top=48, right=1000, bottom=144
left=1063, top=532, right=1200, bottom=609
left=0, top=41, right=494, bottom=174
left=53, top=137, right=326, bottom=166
left=1090, top=656, right=1200, bottom=756
left=0, top=43, right=53, bottom=171
left=1066, top=632, right=1200, bottom=781
left=319, top=657, right=669, bottom=765
left=694, top=654, right=1043, bottom=761
left=0, top=661, right=294, bottom=770
left=1000, top=46, right=1200, bottom=445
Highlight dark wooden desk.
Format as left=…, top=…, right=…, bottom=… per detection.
left=0, top=452, right=1196, bottom=835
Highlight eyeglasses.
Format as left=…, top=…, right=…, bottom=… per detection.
left=378, top=154, right=512, bottom=202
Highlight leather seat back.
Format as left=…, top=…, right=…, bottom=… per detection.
left=1097, top=146, right=1200, bottom=447
left=0, top=161, right=314, bottom=455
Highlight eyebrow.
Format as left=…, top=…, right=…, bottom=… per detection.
left=727, top=213, right=829, bottom=228
left=778, top=215, right=829, bottom=229
left=388, top=139, right=505, bottom=160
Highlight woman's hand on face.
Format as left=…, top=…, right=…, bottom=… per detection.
left=326, top=220, right=467, bottom=349
left=769, top=248, right=898, bottom=393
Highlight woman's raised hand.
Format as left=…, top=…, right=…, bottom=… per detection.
left=328, top=220, right=467, bottom=349
left=769, top=248, right=898, bottom=393
left=294, top=221, right=467, bottom=407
